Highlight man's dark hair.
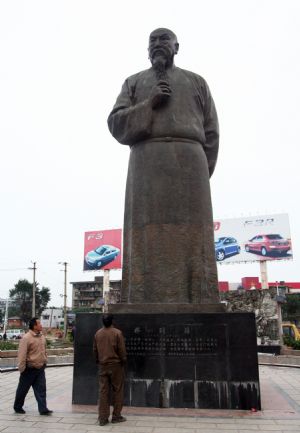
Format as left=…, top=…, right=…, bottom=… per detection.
left=102, top=314, right=113, bottom=328
left=29, top=317, right=38, bottom=330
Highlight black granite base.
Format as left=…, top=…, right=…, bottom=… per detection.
left=72, top=312, right=261, bottom=410
left=257, top=345, right=281, bottom=355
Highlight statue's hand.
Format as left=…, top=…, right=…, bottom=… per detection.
left=149, top=80, right=171, bottom=109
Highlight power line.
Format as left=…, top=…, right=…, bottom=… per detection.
left=0, top=268, right=29, bottom=272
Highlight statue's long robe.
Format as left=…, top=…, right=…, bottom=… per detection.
left=108, top=66, right=219, bottom=304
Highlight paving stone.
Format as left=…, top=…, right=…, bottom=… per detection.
left=70, top=425, right=112, bottom=431
left=235, top=419, right=277, bottom=425
left=0, top=427, right=43, bottom=433
left=195, top=430, right=238, bottom=433
left=238, top=431, right=276, bottom=433
left=275, top=419, right=300, bottom=425
left=0, top=420, right=35, bottom=428
left=32, top=421, right=74, bottom=429
left=176, top=422, right=217, bottom=429
left=136, top=419, right=176, bottom=427
left=215, top=423, right=258, bottom=430
left=44, top=430, right=102, bottom=433
left=1, top=365, right=300, bottom=433
left=109, top=426, right=153, bottom=432
left=25, top=415, right=63, bottom=422
left=153, top=429, right=197, bottom=433
left=60, top=417, right=98, bottom=425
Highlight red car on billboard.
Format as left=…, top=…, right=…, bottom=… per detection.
left=244, top=234, right=290, bottom=257
left=83, top=229, right=122, bottom=271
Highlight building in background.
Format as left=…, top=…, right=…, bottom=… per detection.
left=71, top=276, right=121, bottom=311
left=218, top=279, right=300, bottom=293
left=71, top=275, right=300, bottom=310
left=41, top=308, right=64, bottom=328
left=7, top=316, right=23, bottom=328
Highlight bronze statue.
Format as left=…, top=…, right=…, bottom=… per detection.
left=108, top=28, right=219, bottom=305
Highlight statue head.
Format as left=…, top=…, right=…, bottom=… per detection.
left=148, top=28, right=179, bottom=69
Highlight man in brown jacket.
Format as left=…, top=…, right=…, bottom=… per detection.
left=93, top=314, right=127, bottom=426
left=13, top=317, right=52, bottom=415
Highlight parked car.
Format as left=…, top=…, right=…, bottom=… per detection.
left=244, top=234, right=290, bottom=257
left=0, top=329, right=25, bottom=340
left=215, top=237, right=241, bottom=261
left=85, top=244, right=120, bottom=269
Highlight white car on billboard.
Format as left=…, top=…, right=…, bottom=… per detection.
left=85, top=244, right=120, bottom=269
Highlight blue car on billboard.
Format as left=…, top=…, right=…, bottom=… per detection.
left=85, top=244, right=120, bottom=269
left=215, top=237, right=241, bottom=261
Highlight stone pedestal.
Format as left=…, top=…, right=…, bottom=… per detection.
left=109, top=303, right=226, bottom=313
left=72, top=311, right=261, bottom=410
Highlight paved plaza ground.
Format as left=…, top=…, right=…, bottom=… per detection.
left=0, top=365, right=300, bottom=432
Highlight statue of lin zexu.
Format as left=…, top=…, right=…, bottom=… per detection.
left=108, top=28, right=219, bottom=306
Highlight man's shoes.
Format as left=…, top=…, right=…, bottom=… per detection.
left=99, top=418, right=109, bottom=426
left=111, top=415, right=126, bottom=423
left=40, top=410, right=53, bottom=415
left=14, top=408, right=26, bottom=414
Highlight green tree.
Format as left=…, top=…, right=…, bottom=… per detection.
left=9, top=279, right=51, bottom=324
left=282, top=294, right=300, bottom=322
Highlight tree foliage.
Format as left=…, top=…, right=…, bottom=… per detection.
left=9, top=279, right=51, bottom=324
left=282, top=294, right=300, bottom=321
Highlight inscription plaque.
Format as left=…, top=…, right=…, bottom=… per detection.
left=125, top=324, right=223, bottom=356
left=73, top=312, right=261, bottom=409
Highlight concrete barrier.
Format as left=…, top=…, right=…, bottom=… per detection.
left=258, top=353, right=300, bottom=367
left=0, top=354, right=74, bottom=371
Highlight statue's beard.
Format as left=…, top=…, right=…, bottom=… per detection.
left=153, top=57, right=168, bottom=81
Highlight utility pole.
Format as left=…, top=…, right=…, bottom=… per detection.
left=59, top=262, right=68, bottom=338
left=4, top=297, right=9, bottom=333
left=28, top=262, right=37, bottom=317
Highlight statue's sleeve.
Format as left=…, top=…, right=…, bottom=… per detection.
left=107, top=78, right=153, bottom=145
left=202, top=81, right=219, bottom=177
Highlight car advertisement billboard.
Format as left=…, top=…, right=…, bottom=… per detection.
left=214, top=213, right=293, bottom=264
left=83, top=229, right=122, bottom=271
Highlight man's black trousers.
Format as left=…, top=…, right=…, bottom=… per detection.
left=14, top=366, right=48, bottom=413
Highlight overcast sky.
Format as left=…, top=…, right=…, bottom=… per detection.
left=1, top=0, right=299, bottom=307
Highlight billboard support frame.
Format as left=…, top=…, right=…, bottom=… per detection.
left=103, top=269, right=110, bottom=312
left=260, top=260, right=268, bottom=290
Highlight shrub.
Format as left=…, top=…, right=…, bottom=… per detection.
left=0, top=341, right=18, bottom=350
left=283, top=335, right=300, bottom=350
left=283, top=335, right=294, bottom=347
left=291, top=340, right=300, bottom=350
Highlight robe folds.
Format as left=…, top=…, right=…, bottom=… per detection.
left=108, top=66, right=220, bottom=304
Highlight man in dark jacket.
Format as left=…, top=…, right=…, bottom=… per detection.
left=93, top=314, right=127, bottom=426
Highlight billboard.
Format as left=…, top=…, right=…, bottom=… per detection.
left=83, top=229, right=122, bottom=271
left=214, top=213, right=293, bottom=264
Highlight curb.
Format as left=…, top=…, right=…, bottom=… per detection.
left=0, top=363, right=74, bottom=373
